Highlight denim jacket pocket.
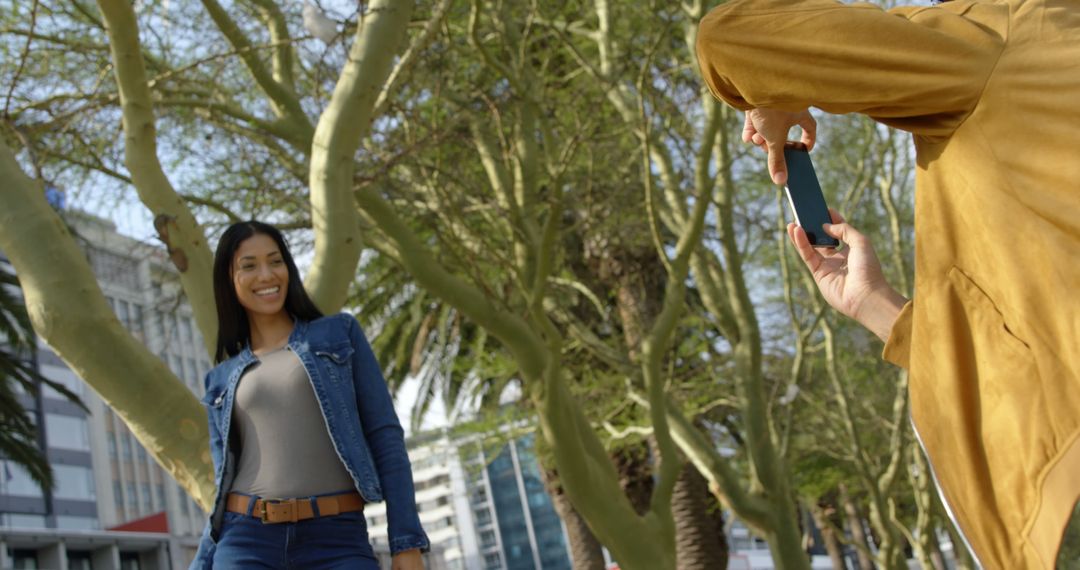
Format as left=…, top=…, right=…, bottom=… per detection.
left=201, top=389, right=226, bottom=428
left=314, top=343, right=354, bottom=382
left=202, top=391, right=225, bottom=408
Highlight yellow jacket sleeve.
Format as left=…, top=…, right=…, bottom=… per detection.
left=882, top=300, right=914, bottom=369
left=696, top=0, right=1006, bottom=136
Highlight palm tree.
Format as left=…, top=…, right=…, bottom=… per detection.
left=0, top=257, right=85, bottom=492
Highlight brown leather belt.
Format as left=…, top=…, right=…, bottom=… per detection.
left=225, top=492, right=364, bottom=524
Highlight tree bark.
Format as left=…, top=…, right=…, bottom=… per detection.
left=613, top=445, right=654, bottom=516
left=940, top=510, right=975, bottom=570
left=673, top=462, right=728, bottom=570
left=841, top=484, right=876, bottom=570
left=707, top=488, right=730, bottom=569
left=540, top=468, right=606, bottom=570
left=927, top=531, right=947, bottom=570
left=810, top=502, right=847, bottom=570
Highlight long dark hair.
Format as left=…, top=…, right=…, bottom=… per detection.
left=212, top=221, right=323, bottom=363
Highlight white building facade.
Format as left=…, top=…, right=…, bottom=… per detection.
left=1, top=213, right=209, bottom=568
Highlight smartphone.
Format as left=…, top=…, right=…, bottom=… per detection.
left=783, top=142, right=839, bottom=248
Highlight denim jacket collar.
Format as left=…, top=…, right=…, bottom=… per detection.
left=230, top=317, right=311, bottom=366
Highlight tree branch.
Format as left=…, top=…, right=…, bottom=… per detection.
left=372, top=0, right=453, bottom=119
left=305, top=0, right=415, bottom=313
left=96, top=0, right=217, bottom=357
left=198, top=0, right=313, bottom=141
left=0, top=137, right=215, bottom=510
left=246, top=0, right=297, bottom=90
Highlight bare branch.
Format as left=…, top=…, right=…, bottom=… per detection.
left=198, top=0, right=313, bottom=141
left=96, top=0, right=217, bottom=355
left=306, top=0, right=415, bottom=313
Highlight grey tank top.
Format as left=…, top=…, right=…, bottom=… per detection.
left=230, top=347, right=355, bottom=498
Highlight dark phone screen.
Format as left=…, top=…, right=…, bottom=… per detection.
left=783, top=144, right=839, bottom=247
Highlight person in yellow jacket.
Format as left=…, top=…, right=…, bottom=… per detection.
left=696, top=0, right=1080, bottom=567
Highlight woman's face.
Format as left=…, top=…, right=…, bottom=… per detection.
left=232, top=233, right=289, bottom=318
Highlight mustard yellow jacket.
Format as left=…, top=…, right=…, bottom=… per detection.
left=697, top=0, right=1080, bottom=567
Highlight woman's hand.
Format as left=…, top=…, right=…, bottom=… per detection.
left=787, top=209, right=908, bottom=342
left=743, top=107, right=817, bottom=185
left=391, top=549, right=425, bottom=570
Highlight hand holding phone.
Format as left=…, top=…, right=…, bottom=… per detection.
left=782, top=142, right=839, bottom=248
left=785, top=210, right=908, bottom=343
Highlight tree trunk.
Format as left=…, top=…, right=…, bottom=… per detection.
left=910, top=447, right=939, bottom=570
left=841, top=484, right=876, bottom=570
left=943, top=520, right=975, bottom=570
left=305, top=0, right=415, bottom=313
left=927, top=531, right=947, bottom=570
left=810, top=502, right=847, bottom=570
left=706, top=489, right=730, bottom=569
left=540, top=468, right=606, bottom=570
left=613, top=445, right=655, bottom=515
left=672, top=462, right=728, bottom=569
left=0, top=140, right=215, bottom=509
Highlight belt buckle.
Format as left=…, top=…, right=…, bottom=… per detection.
left=260, top=498, right=298, bottom=524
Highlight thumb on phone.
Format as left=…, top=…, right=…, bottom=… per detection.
left=768, top=141, right=787, bottom=185
left=822, top=220, right=868, bottom=248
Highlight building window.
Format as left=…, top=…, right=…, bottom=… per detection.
left=480, top=529, right=497, bottom=548
left=156, top=483, right=166, bottom=508
left=116, top=299, right=129, bottom=329
left=56, top=516, right=99, bottom=530
left=53, top=464, right=96, bottom=500
left=169, top=354, right=182, bottom=378
left=120, top=552, right=142, bottom=570
left=141, top=483, right=152, bottom=510
left=89, top=248, right=139, bottom=290
left=415, top=474, right=450, bottom=492
left=68, top=551, right=93, bottom=570
left=45, top=414, right=91, bottom=451
left=185, top=357, right=198, bottom=384
left=39, top=364, right=86, bottom=399
left=164, top=314, right=176, bottom=343
left=180, top=316, right=193, bottom=344
left=127, top=482, right=137, bottom=509
left=131, top=304, right=144, bottom=340
left=1, top=461, right=45, bottom=498
left=10, top=548, right=41, bottom=569
left=155, top=310, right=166, bottom=343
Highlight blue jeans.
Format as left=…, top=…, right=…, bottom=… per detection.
left=211, top=509, right=379, bottom=569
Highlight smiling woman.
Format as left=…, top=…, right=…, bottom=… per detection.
left=232, top=235, right=290, bottom=327
left=191, top=221, right=429, bottom=570
left=211, top=222, right=323, bottom=363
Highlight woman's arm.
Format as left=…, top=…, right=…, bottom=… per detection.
left=345, top=315, right=430, bottom=557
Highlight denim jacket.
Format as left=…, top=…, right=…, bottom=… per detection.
left=190, top=314, right=429, bottom=568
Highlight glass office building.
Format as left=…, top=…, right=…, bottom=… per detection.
left=470, top=434, right=571, bottom=570
left=366, top=430, right=572, bottom=570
